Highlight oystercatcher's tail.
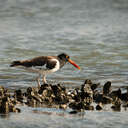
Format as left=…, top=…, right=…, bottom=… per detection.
left=10, top=61, right=22, bottom=67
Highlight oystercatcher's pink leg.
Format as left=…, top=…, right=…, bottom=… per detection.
left=42, top=75, right=47, bottom=84
left=36, top=74, right=41, bottom=88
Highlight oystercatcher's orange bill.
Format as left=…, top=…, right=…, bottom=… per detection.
left=68, top=59, right=80, bottom=70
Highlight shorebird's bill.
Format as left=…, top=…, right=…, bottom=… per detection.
left=68, top=59, right=80, bottom=70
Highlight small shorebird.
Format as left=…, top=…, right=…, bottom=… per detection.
left=10, top=53, right=80, bottom=87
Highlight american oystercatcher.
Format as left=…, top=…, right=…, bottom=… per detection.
left=10, top=53, right=80, bottom=87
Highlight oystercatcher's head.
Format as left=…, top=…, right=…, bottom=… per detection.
left=58, top=53, right=80, bottom=69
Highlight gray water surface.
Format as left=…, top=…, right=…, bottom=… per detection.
left=0, top=105, right=128, bottom=128
left=0, top=0, right=128, bottom=127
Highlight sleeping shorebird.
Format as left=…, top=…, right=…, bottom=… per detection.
left=10, top=53, right=80, bottom=87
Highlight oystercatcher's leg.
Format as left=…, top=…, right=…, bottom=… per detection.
left=36, top=74, right=41, bottom=88
left=42, top=75, right=47, bottom=84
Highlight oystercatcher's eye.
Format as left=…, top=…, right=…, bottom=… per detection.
left=66, top=56, right=69, bottom=59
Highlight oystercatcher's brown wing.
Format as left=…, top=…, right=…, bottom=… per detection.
left=10, top=56, right=47, bottom=67
left=10, top=56, right=57, bottom=69
left=23, top=56, right=48, bottom=67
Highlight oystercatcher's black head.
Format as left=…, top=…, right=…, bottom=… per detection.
left=58, top=53, right=80, bottom=69
left=58, top=53, right=69, bottom=62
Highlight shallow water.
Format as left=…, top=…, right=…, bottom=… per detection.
left=0, top=0, right=128, bottom=87
left=0, top=0, right=128, bottom=127
left=0, top=106, right=128, bottom=128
